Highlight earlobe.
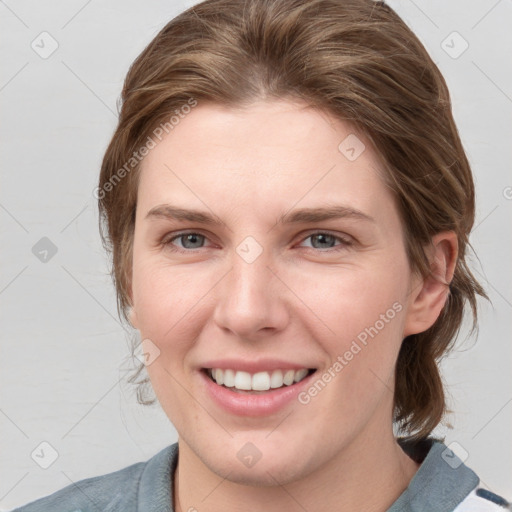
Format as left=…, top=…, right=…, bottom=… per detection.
left=403, top=231, right=458, bottom=337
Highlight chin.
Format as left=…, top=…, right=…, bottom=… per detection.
left=195, top=435, right=321, bottom=488
left=209, top=454, right=310, bottom=488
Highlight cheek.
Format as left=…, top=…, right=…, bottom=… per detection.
left=288, top=259, right=408, bottom=342
left=289, top=260, right=408, bottom=400
left=131, top=259, right=211, bottom=423
left=298, top=277, right=406, bottom=410
left=131, top=256, right=217, bottom=360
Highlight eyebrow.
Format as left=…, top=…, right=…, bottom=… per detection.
left=145, top=204, right=375, bottom=225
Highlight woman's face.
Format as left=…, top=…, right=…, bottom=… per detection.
left=129, top=99, right=423, bottom=485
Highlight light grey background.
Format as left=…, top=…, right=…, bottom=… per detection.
left=1, top=0, right=511, bottom=509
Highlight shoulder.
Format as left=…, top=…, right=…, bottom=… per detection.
left=11, top=443, right=178, bottom=512
left=391, top=437, right=510, bottom=512
left=11, top=462, right=144, bottom=512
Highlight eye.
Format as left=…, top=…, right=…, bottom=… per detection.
left=162, top=231, right=212, bottom=251
left=297, top=232, right=353, bottom=252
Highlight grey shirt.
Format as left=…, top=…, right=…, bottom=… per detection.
left=12, top=438, right=510, bottom=512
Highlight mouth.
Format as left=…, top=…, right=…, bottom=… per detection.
left=202, top=367, right=317, bottom=394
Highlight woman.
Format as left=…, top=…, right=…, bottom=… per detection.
left=14, top=0, right=510, bottom=510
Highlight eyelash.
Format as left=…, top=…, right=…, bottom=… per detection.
left=160, top=230, right=354, bottom=254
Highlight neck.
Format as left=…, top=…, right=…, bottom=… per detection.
left=173, top=423, right=420, bottom=512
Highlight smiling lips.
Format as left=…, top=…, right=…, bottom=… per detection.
left=206, top=368, right=314, bottom=392
left=201, top=363, right=318, bottom=415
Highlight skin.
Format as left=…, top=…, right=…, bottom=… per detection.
left=129, top=99, right=457, bottom=512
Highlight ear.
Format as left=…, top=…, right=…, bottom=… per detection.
left=403, top=231, right=458, bottom=337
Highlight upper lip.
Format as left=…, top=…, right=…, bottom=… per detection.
left=200, top=358, right=317, bottom=373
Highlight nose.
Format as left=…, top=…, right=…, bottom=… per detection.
left=212, top=244, right=290, bottom=339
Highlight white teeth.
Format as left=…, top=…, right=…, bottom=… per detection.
left=294, top=369, right=308, bottom=382
left=270, top=370, right=284, bottom=389
left=252, top=372, right=270, bottom=391
left=234, top=371, right=252, bottom=390
left=223, top=369, right=235, bottom=388
left=209, top=368, right=311, bottom=391
left=283, top=370, right=295, bottom=386
left=214, top=368, right=224, bottom=386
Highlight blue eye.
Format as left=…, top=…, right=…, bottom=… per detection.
left=299, top=232, right=350, bottom=250
left=165, top=232, right=208, bottom=250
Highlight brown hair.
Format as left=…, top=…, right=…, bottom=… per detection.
left=98, top=0, right=487, bottom=440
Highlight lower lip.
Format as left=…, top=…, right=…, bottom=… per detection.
left=200, top=370, right=316, bottom=417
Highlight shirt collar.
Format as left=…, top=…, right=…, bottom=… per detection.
left=137, top=442, right=178, bottom=512
left=388, top=438, right=479, bottom=511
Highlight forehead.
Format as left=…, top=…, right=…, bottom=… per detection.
left=136, top=100, right=395, bottom=224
